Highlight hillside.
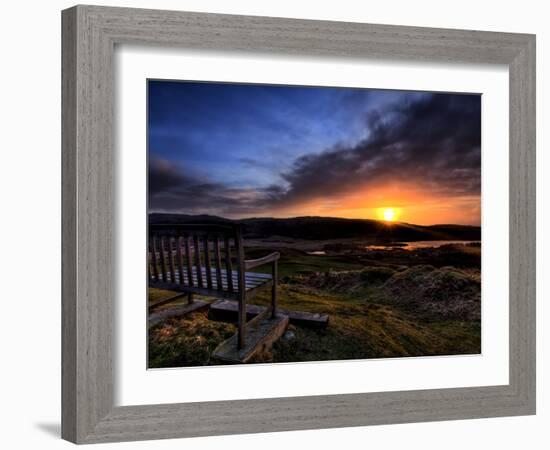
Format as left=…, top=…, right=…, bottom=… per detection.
left=149, top=213, right=481, bottom=242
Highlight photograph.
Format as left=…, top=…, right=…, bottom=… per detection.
left=147, top=80, right=482, bottom=367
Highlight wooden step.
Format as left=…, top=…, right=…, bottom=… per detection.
left=209, top=300, right=329, bottom=329
left=212, top=314, right=289, bottom=364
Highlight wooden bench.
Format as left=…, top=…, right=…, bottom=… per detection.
left=148, top=223, right=280, bottom=349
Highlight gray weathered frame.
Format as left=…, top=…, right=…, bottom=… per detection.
left=62, top=5, right=536, bottom=444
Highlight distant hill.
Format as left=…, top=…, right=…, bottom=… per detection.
left=149, top=213, right=481, bottom=242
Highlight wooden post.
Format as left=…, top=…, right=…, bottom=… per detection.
left=224, top=237, right=234, bottom=292
left=235, top=227, right=246, bottom=349
left=271, top=260, right=278, bottom=319
left=159, top=236, right=167, bottom=282
left=150, top=237, right=159, bottom=281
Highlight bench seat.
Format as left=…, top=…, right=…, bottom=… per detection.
left=152, top=266, right=272, bottom=292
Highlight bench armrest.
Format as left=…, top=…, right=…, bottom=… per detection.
left=244, top=252, right=280, bottom=270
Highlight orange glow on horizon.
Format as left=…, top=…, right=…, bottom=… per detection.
left=255, top=182, right=481, bottom=226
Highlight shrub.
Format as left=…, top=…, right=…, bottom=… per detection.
left=382, top=265, right=480, bottom=320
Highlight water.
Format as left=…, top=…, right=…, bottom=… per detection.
left=366, top=240, right=480, bottom=251
left=307, top=240, right=480, bottom=255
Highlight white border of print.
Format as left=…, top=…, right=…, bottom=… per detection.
left=114, top=45, right=509, bottom=406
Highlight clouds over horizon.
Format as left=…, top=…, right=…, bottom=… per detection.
left=148, top=83, right=481, bottom=225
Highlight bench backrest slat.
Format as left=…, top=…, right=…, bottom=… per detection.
left=168, top=237, right=176, bottom=283
left=214, top=237, right=223, bottom=291
left=193, top=235, right=203, bottom=287
left=150, top=236, right=159, bottom=281
left=149, top=223, right=243, bottom=293
left=203, top=238, right=213, bottom=289
left=224, top=236, right=234, bottom=292
left=184, top=235, right=193, bottom=287
left=159, top=236, right=167, bottom=282
left=176, top=236, right=185, bottom=286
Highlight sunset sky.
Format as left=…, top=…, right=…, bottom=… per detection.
left=148, top=80, right=481, bottom=226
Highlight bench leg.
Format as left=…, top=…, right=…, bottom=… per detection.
left=187, top=293, right=194, bottom=304
left=271, top=261, right=278, bottom=319
left=238, top=291, right=246, bottom=349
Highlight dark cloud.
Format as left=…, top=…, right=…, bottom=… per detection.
left=148, top=157, right=189, bottom=195
left=149, top=156, right=269, bottom=215
left=148, top=92, right=481, bottom=216
left=272, top=93, right=481, bottom=207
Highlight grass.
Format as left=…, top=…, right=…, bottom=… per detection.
left=148, top=243, right=481, bottom=367
left=149, top=311, right=236, bottom=367
left=245, top=246, right=364, bottom=278
left=252, top=281, right=480, bottom=362
left=149, top=278, right=480, bottom=366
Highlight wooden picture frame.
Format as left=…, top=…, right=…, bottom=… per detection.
left=62, top=5, right=536, bottom=444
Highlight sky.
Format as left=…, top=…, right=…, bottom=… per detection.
left=148, top=80, right=481, bottom=226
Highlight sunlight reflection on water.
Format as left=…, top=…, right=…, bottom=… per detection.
left=366, top=240, right=480, bottom=251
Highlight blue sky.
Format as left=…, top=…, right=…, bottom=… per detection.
left=148, top=81, right=413, bottom=187
left=148, top=80, right=481, bottom=225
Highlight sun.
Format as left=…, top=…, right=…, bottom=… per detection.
left=382, top=208, right=396, bottom=222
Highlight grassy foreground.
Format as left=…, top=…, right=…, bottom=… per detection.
left=149, top=243, right=481, bottom=367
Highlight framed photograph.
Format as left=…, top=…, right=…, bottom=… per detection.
left=62, top=5, right=536, bottom=444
